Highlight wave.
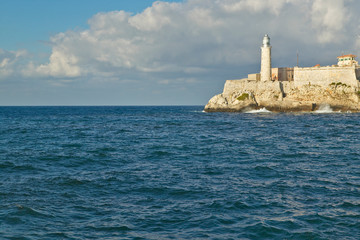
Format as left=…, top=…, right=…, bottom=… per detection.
left=315, top=104, right=333, bottom=113
left=246, top=108, right=272, bottom=113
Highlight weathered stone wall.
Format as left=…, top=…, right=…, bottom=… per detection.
left=294, top=66, right=360, bottom=88
left=272, top=67, right=294, bottom=81
left=356, top=68, right=360, bottom=80
left=223, top=79, right=282, bottom=96
left=248, top=73, right=260, bottom=81
left=285, top=68, right=294, bottom=81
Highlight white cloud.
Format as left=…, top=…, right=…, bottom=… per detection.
left=36, top=46, right=82, bottom=77
left=0, top=49, right=28, bottom=79
left=311, top=0, right=350, bottom=43
left=1, top=0, right=360, bottom=83
left=30, top=0, right=289, bottom=80
left=219, top=0, right=297, bottom=15
left=128, top=1, right=178, bottom=31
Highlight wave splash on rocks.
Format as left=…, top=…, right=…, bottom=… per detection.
left=245, top=108, right=272, bottom=113
left=314, top=104, right=333, bottom=113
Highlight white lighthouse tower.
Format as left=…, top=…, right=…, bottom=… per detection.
left=261, top=34, right=272, bottom=82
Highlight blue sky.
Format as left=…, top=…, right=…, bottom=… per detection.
left=1, top=0, right=360, bottom=106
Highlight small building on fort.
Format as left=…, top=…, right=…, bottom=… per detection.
left=337, top=54, right=358, bottom=67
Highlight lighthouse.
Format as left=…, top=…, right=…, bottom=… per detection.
left=261, top=34, right=272, bottom=82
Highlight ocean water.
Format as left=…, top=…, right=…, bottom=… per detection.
left=0, top=106, right=359, bottom=240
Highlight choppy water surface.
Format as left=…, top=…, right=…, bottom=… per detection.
left=0, top=106, right=359, bottom=239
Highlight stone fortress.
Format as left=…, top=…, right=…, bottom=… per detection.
left=204, top=34, right=360, bottom=112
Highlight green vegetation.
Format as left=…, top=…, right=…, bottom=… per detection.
left=237, top=93, right=249, bottom=101
left=330, top=82, right=349, bottom=87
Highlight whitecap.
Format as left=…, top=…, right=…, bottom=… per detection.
left=190, top=110, right=206, bottom=113
left=245, top=107, right=272, bottom=113
left=315, top=104, right=333, bottom=113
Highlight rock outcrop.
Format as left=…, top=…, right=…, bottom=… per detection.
left=204, top=79, right=360, bottom=112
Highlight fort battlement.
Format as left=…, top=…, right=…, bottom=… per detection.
left=223, top=79, right=283, bottom=96
left=294, top=66, right=360, bottom=88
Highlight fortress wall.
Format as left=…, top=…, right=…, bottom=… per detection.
left=356, top=68, right=360, bottom=80
left=223, top=79, right=249, bottom=96
left=223, top=79, right=282, bottom=96
left=272, top=68, right=294, bottom=81
left=294, top=66, right=359, bottom=88
left=248, top=73, right=260, bottom=81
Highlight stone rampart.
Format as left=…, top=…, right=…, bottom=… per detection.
left=223, top=79, right=283, bottom=96
left=294, top=66, right=360, bottom=88
left=248, top=73, right=260, bottom=81
left=356, top=68, right=360, bottom=80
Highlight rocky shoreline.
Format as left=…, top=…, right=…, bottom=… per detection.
left=204, top=80, right=360, bottom=113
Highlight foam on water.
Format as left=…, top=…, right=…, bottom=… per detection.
left=246, top=107, right=272, bottom=113
left=315, top=104, right=333, bottom=113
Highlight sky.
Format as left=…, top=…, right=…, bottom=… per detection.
left=1, top=0, right=360, bottom=106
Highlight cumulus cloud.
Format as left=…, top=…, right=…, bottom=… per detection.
left=0, top=49, right=28, bottom=79
left=28, top=0, right=294, bottom=80
left=219, top=0, right=296, bottom=15
left=1, top=0, right=360, bottom=83
left=36, top=43, right=82, bottom=77
left=310, top=0, right=350, bottom=43
left=128, top=1, right=176, bottom=31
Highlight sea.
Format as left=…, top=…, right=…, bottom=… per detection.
left=0, top=106, right=359, bottom=240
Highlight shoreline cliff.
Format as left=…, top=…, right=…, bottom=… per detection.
left=204, top=80, right=360, bottom=113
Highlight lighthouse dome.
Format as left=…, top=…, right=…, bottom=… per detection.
left=262, top=34, right=270, bottom=47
